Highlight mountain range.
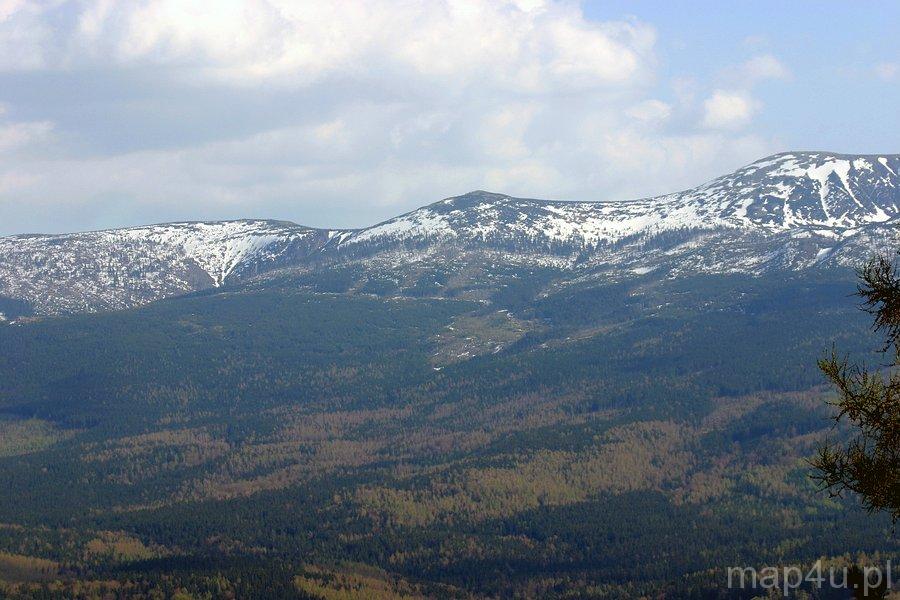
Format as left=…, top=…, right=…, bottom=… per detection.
left=2, top=151, right=899, bottom=598
left=2, top=151, right=899, bottom=316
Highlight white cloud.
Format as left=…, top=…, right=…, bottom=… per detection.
left=0, top=123, right=776, bottom=232
left=0, top=0, right=53, bottom=70
left=479, top=103, right=539, bottom=160
left=626, top=99, right=672, bottom=124
left=694, top=54, right=785, bottom=133
left=0, top=120, right=52, bottom=152
left=702, top=90, right=758, bottom=130
left=875, top=62, right=898, bottom=81
left=737, top=54, right=790, bottom=83
left=741, top=35, right=769, bottom=49
left=0, top=1, right=782, bottom=235
left=1, top=0, right=656, bottom=93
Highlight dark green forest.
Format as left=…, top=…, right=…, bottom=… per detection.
left=0, top=271, right=894, bottom=598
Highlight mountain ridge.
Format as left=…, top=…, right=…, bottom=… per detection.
left=2, top=150, right=899, bottom=315
left=8, top=151, right=899, bottom=238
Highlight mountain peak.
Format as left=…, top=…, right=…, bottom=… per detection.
left=692, top=151, right=900, bottom=229
left=436, top=190, right=512, bottom=210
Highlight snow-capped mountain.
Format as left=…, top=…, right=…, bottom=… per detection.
left=2, top=151, right=899, bottom=315
left=336, top=152, right=900, bottom=251
left=324, top=152, right=900, bottom=280
left=0, top=220, right=332, bottom=314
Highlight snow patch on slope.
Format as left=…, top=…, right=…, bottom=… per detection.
left=118, top=222, right=305, bottom=286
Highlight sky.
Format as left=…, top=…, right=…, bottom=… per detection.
left=0, top=0, right=898, bottom=235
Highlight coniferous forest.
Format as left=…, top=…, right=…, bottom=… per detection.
left=0, top=270, right=895, bottom=598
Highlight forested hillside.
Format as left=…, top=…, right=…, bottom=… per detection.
left=0, top=270, right=894, bottom=598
